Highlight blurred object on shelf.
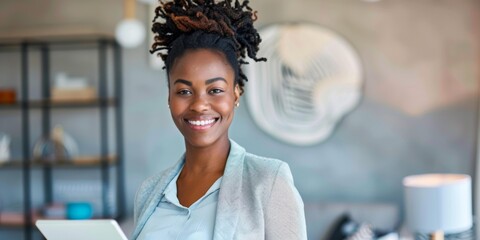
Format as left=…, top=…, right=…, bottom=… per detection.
left=0, top=88, right=16, bottom=104
left=51, top=88, right=96, bottom=102
left=33, top=125, right=79, bottom=163
left=54, top=179, right=116, bottom=218
left=51, top=72, right=96, bottom=102
left=54, top=72, right=88, bottom=89
left=41, top=203, right=66, bottom=219
left=66, top=202, right=93, bottom=220
left=0, top=133, right=11, bottom=163
left=71, top=155, right=116, bottom=165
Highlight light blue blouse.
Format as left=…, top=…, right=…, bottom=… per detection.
left=136, top=166, right=222, bottom=240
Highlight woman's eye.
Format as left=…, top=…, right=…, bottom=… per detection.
left=177, top=89, right=192, bottom=95
left=209, top=89, right=224, bottom=94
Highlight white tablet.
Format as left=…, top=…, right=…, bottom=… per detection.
left=36, top=219, right=128, bottom=240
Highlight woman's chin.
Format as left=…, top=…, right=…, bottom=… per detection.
left=184, top=135, right=228, bottom=149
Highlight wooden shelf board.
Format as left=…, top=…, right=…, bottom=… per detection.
left=0, top=155, right=117, bottom=169
left=0, top=28, right=115, bottom=45
left=0, top=98, right=117, bottom=109
left=0, top=222, right=27, bottom=228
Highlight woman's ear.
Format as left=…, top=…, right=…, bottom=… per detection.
left=234, top=84, right=240, bottom=104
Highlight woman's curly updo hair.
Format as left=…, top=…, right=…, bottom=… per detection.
left=150, top=0, right=266, bottom=95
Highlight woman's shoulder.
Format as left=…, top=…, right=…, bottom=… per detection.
left=230, top=139, right=289, bottom=176
left=244, top=152, right=284, bottom=167
left=242, top=152, right=292, bottom=180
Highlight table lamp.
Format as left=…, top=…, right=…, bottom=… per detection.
left=403, top=174, right=472, bottom=240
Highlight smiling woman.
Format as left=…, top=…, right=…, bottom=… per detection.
left=132, top=1, right=307, bottom=240
left=169, top=49, right=238, bottom=150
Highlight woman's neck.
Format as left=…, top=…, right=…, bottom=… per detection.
left=182, top=137, right=230, bottom=176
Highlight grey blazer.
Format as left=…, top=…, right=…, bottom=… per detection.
left=132, top=140, right=307, bottom=240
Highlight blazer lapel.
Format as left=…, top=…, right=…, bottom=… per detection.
left=213, top=140, right=245, bottom=240
left=132, top=155, right=185, bottom=239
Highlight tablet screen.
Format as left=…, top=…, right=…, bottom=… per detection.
left=36, top=219, right=128, bottom=240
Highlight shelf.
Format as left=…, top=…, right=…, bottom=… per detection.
left=0, top=35, right=125, bottom=240
left=0, top=208, right=121, bottom=229
left=0, top=222, right=27, bottom=229
left=0, top=33, right=115, bottom=45
left=0, top=32, right=116, bottom=51
left=0, top=212, right=37, bottom=229
left=0, top=98, right=117, bottom=110
left=0, top=155, right=117, bottom=169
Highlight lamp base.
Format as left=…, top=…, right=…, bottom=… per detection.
left=429, top=231, right=444, bottom=240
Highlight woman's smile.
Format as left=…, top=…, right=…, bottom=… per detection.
left=184, top=117, right=219, bottom=130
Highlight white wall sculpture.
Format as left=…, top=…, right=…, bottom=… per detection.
left=245, top=23, right=363, bottom=146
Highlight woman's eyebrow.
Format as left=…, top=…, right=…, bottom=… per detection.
left=174, top=77, right=226, bottom=86
left=205, top=77, right=227, bottom=85
left=174, top=79, right=192, bottom=86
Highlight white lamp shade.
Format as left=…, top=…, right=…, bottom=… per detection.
left=115, top=19, right=146, bottom=48
left=403, top=174, right=472, bottom=234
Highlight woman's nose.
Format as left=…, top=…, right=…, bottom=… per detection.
left=190, top=94, right=210, bottom=112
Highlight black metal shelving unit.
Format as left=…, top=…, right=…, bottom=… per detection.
left=0, top=36, right=125, bottom=240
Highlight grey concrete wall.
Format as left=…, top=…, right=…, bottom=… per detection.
left=0, top=0, right=479, bottom=238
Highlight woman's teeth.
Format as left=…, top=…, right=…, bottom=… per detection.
left=188, top=119, right=216, bottom=126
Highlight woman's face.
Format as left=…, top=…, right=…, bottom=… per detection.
left=168, top=49, right=240, bottom=148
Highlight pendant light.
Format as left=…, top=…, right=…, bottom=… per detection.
left=115, top=0, right=146, bottom=48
